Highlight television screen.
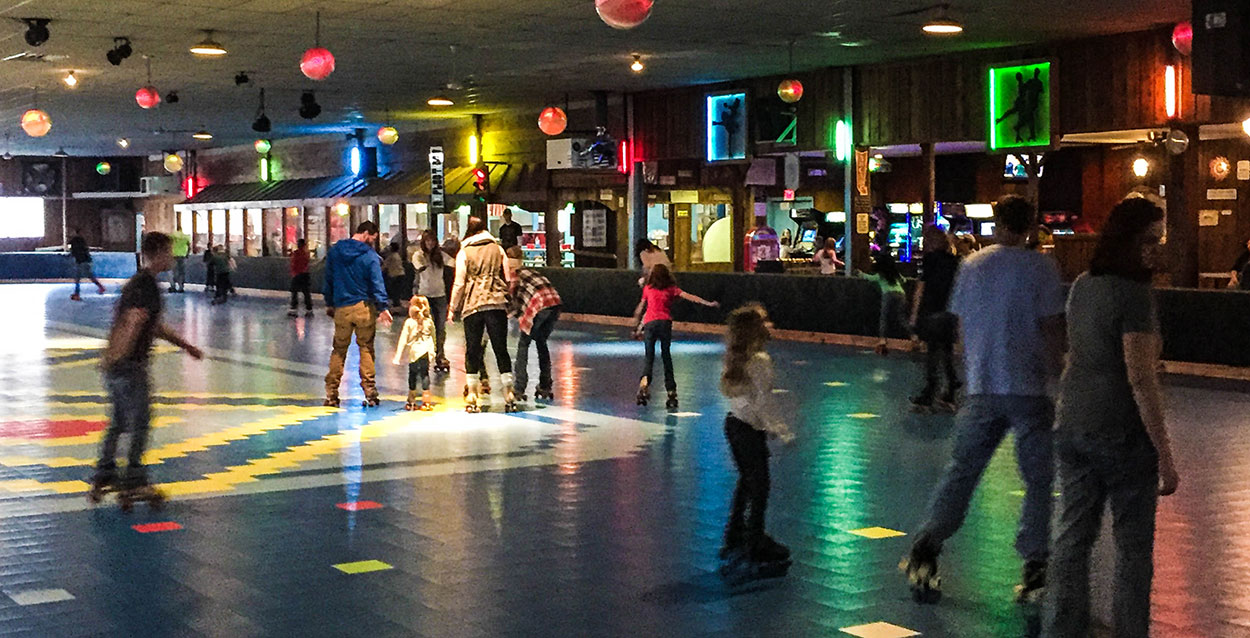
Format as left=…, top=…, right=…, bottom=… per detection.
left=1004, top=153, right=1044, bottom=179
left=979, top=222, right=996, bottom=236
left=965, top=203, right=994, bottom=219
left=800, top=228, right=817, bottom=243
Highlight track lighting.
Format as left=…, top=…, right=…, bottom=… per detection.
left=23, top=19, right=50, bottom=47
left=189, top=30, right=227, bottom=56
left=299, top=90, right=321, bottom=119
left=107, top=37, right=132, bottom=66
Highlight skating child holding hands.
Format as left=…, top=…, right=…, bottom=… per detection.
left=719, top=304, right=794, bottom=568
left=394, top=296, right=437, bottom=411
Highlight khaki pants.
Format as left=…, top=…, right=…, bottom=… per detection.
left=325, top=302, right=378, bottom=399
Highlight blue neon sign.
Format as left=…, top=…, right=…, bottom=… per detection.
left=706, top=92, right=747, bottom=162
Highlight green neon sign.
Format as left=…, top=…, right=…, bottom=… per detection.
left=988, top=61, right=1051, bottom=151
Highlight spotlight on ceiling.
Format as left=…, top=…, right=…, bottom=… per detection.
left=116, top=137, right=130, bottom=149
left=191, top=129, right=213, bottom=140
left=921, top=4, right=963, bottom=35
left=107, top=37, right=132, bottom=66
left=165, top=90, right=179, bottom=104
left=426, top=95, right=454, bottom=107
left=630, top=54, right=644, bottom=73
left=62, top=70, right=78, bottom=89
left=234, top=71, right=250, bottom=86
left=22, top=18, right=50, bottom=47
left=299, top=90, right=321, bottom=119
left=189, top=30, right=227, bottom=56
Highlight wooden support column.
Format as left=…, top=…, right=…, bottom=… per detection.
left=921, top=142, right=936, bottom=225
left=731, top=174, right=751, bottom=272
left=545, top=186, right=562, bottom=267
left=1166, top=124, right=1200, bottom=288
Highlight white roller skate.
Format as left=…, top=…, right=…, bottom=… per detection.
left=464, top=378, right=481, bottom=413
left=502, top=372, right=519, bottom=413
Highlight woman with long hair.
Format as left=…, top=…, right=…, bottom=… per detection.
left=413, top=228, right=453, bottom=372
left=636, top=238, right=671, bottom=287
left=909, top=226, right=961, bottom=411
left=449, top=216, right=514, bottom=412
left=1043, top=197, right=1180, bottom=636
left=860, top=250, right=907, bottom=355
left=812, top=237, right=844, bottom=275
left=630, top=263, right=718, bottom=409
left=719, top=304, right=794, bottom=569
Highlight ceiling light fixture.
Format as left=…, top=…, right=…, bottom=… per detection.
left=1242, top=116, right=1250, bottom=138
left=427, top=95, right=454, bottom=107
left=22, top=18, right=50, bottom=47
left=253, top=88, right=271, bottom=132
left=921, top=4, right=963, bottom=35
left=192, top=129, right=213, bottom=140
left=116, top=137, right=130, bottom=149
left=299, top=90, right=321, bottom=119
left=189, top=30, right=227, bottom=56
left=107, top=37, right=132, bottom=66
left=165, top=91, right=179, bottom=104
left=234, top=71, right=250, bottom=86
left=62, top=70, right=77, bottom=88
left=53, top=147, right=67, bottom=158
left=630, top=54, right=644, bottom=73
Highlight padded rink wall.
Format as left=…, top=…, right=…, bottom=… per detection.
left=1, top=253, right=1247, bottom=369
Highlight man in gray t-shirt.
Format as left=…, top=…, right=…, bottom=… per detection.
left=901, top=196, right=1066, bottom=603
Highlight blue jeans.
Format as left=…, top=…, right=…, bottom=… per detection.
left=641, top=320, right=675, bottom=392
left=97, top=367, right=152, bottom=486
left=427, top=296, right=448, bottom=362
left=1043, top=431, right=1158, bottom=638
left=171, top=256, right=186, bottom=291
left=515, top=306, right=559, bottom=393
left=74, top=261, right=99, bottom=295
left=917, top=394, right=1055, bottom=562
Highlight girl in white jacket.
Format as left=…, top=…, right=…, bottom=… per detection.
left=394, top=296, right=436, bottom=411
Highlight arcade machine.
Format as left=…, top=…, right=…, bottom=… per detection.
left=884, top=203, right=924, bottom=263
left=787, top=207, right=845, bottom=258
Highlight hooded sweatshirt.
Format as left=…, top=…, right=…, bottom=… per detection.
left=449, top=231, right=508, bottom=320
left=323, top=237, right=389, bottom=309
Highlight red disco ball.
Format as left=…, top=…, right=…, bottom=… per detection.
left=777, top=79, right=804, bottom=103
left=20, top=109, right=50, bottom=137
left=300, top=47, right=336, bottom=80
left=377, top=126, right=398, bottom=145
left=595, top=0, right=653, bottom=29
left=538, top=107, right=568, bottom=136
left=1172, top=21, right=1192, bottom=56
left=135, top=86, right=161, bottom=109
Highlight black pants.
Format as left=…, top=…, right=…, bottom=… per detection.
left=290, top=273, right=312, bottom=310
left=463, top=309, right=511, bottom=377
left=408, top=355, right=430, bottom=392
left=641, top=320, right=676, bottom=392
left=916, top=312, right=958, bottom=400
left=214, top=272, right=232, bottom=302
left=385, top=276, right=404, bottom=307
left=724, top=414, right=770, bottom=549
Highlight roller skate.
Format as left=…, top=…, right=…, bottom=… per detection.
left=665, top=390, right=679, bottom=411
left=1013, top=560, right=1047, bottom=604
left=480, top=375, right=491, bottom=395
left=305, top=309, right=315, bottom=318
left=502, top=373, right=519, bottom=413
left=404, top=390, right=418, bottom=411
left=434, top=358, right=451, bottom=374
left=96, top=283, right=106, bottom=295
left=900, top=537, right=942, bottom=604
left=720, top=535, right=792, bottom=584
left=910, top=392, right=938, bottom=414
left=419, top=391, right=435, bottom=411
left=635, top=379, right=650, bottom=406
left=117, top=481, right=166, bottom=513
left=323, top=396, right=341, bottom=408
left=464, top=379, right=481, bottom=413
left=874, top=342, right=889, bottom=356
left=362, top=395, right=381, bottom=408
left=70, top=293, right=81, bottom=301
left=533, top=387, right=554, bottom=402
left=287, top=309, right=299, bottom=317
left=86, top=469, right=118, bottom=504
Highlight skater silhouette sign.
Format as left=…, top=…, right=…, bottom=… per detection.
left=988, top=61, right=1053, bottom=151
left=707, top=92, right=748, bottom=162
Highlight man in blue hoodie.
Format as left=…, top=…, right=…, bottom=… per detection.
left=323, top=221, right=393, bottom=407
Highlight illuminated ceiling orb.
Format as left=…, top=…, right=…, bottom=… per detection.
left=1172, top=21, right=1192, bottom=56
left=300, top=47, right=335, bottom=80
left=538, top=107, right=568, bottom=136
left=377, top=126, right=399, bottom=145
left=595, top=0, right=653, bottom=29
left=20, top=109, right=50, bottom=137
left=96, top=161, right=111, bottom=175
left=163, top=153, right=184, bottom=174
left=777, top=79, right=804, bottom=103
left=135, top=86, right=161, bottom=109
left=254, top=139, right=271, bottom=154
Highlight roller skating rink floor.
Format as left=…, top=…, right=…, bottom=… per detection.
left=0, top=282, right=1244, bottom=637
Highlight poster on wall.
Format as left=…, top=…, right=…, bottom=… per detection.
left=428, top=146, right=445, bottom=214
left=583, top=208, right=607, bottom=248
left=987, top=60, right=1054, bottom=152
left=706, top=92, right=748, bottom=162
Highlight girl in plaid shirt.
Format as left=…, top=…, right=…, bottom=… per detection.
left=508, top=263, right=562, bottom=403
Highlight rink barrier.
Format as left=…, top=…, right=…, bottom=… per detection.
left=2, top=254, right=1248, bottom=369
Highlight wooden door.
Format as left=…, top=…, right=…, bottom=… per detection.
left=672, top=204, right=692, bottom=269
